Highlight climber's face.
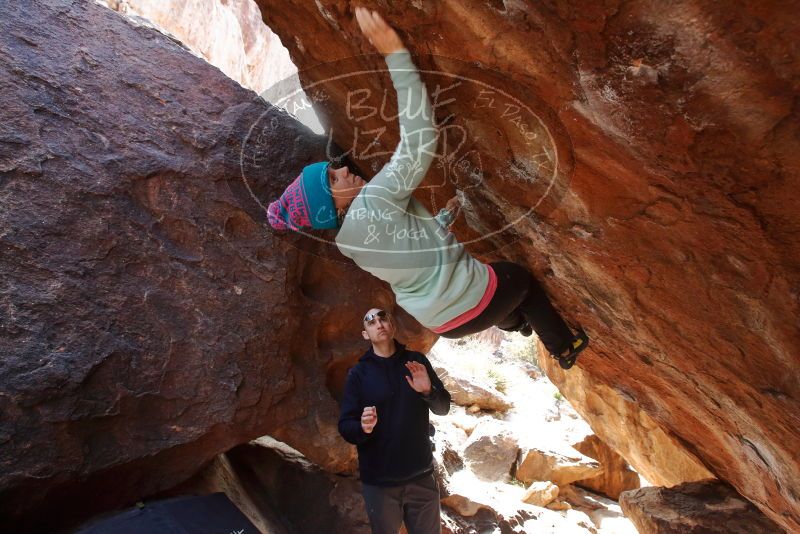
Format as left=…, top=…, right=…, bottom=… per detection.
left=362, top=308, right=394, bottom=343
left=328, top=165, right=366, bottom=209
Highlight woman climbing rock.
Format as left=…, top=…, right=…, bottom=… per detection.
left=267, top=7, right=588, bottom=369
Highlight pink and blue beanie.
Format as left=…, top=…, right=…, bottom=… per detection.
left=267, top=161, right=339, bottom=231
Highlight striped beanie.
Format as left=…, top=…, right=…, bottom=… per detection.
left=267, top=161, right=339, bottom=231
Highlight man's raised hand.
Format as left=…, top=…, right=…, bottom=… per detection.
left=405, top=361, right=432, bottom=396
left=355, top=7, right=404, bottom=56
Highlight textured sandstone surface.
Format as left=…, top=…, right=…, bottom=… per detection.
left=537, top=345, right=713, bottom=486
left=620, top=479, right=783, bottom=533
left=252, top=1, right=800, bottom=529
left=442, top=473, right=597, bottom=534
left=572, top=434, right=640, bottom=500
left=0, top=1, right=433, bottom=530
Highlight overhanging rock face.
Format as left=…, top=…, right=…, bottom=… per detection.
left=537, top=342, right=713, bottom=487
left=254, top=1, right=800, bottom=531
left=0, top=1, right=434, bottom=530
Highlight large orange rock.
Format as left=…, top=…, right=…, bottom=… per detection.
left=254, top=1, right=800, bottom=530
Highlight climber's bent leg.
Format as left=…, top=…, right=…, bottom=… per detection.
left=439, top=262, right=587, bottom=367
left=438, top=262, right=574, bottom=352
left=496, top=309, right=531, bottom=335
left=438, top=262, right=528, bottom=339
left=504, top=263, right=576, bottom=356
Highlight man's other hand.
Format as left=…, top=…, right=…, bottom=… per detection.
left=405, top=361, right=432, bottom=396
left=361, top=406, right=378, bottom=433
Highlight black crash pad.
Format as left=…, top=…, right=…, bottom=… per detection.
left=74, top=493, right=259, bottom=534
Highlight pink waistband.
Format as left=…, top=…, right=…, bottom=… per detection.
left=432, top=264, right=497, bottom=334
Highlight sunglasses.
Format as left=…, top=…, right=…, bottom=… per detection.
left=363, top=310, right=388, bottom=325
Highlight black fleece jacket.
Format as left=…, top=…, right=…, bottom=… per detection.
left=338, top=342, right=451, bottom=486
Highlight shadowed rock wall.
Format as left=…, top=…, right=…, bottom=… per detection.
left=0, top=0, right=433, bottom=530
left=253, top=1, right=800, bottom=530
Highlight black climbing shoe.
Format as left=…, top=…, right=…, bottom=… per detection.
left=556, top=327, right=589, bottom=370
left=518, top=322, right=533, bottom=337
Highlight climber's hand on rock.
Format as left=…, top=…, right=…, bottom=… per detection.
left=355, top=7, right=404, bottom=55
left=445, top=195, right=460, bottom=212
left=361, top=406, right=377, bottom=433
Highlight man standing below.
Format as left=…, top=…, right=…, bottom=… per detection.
left=339, top=308, right=451, bottom=534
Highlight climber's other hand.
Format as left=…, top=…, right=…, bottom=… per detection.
left=355, top=7, right=404, bottom=55
left=445, top=195, right=460, bottom=212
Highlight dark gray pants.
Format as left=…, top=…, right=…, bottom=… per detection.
left=361, top=473, right=441, bottom=534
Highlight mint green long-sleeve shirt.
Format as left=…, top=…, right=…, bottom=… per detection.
left=335, top=50, right=489, bottom=329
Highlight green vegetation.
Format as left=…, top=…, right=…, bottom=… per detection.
left=487, top=369, right=507, bottom=394
left=504, top=333, right=541, bottom=370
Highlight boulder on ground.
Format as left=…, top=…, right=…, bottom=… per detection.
left=441, top=494, right=489, bottom=518
left=463, top=419, right=519, bottom=481
left=435, top=367, right=513, bottom=412
left=619, top=479, right=782, bottom=534
left=522, top=481, right=560, bottom=508
left=432, top=418, right=467, bottom=477
left=516, top=446, right=603, bottom=486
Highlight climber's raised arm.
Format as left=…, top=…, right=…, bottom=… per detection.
left=355, top=8, right=438, bottom=207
